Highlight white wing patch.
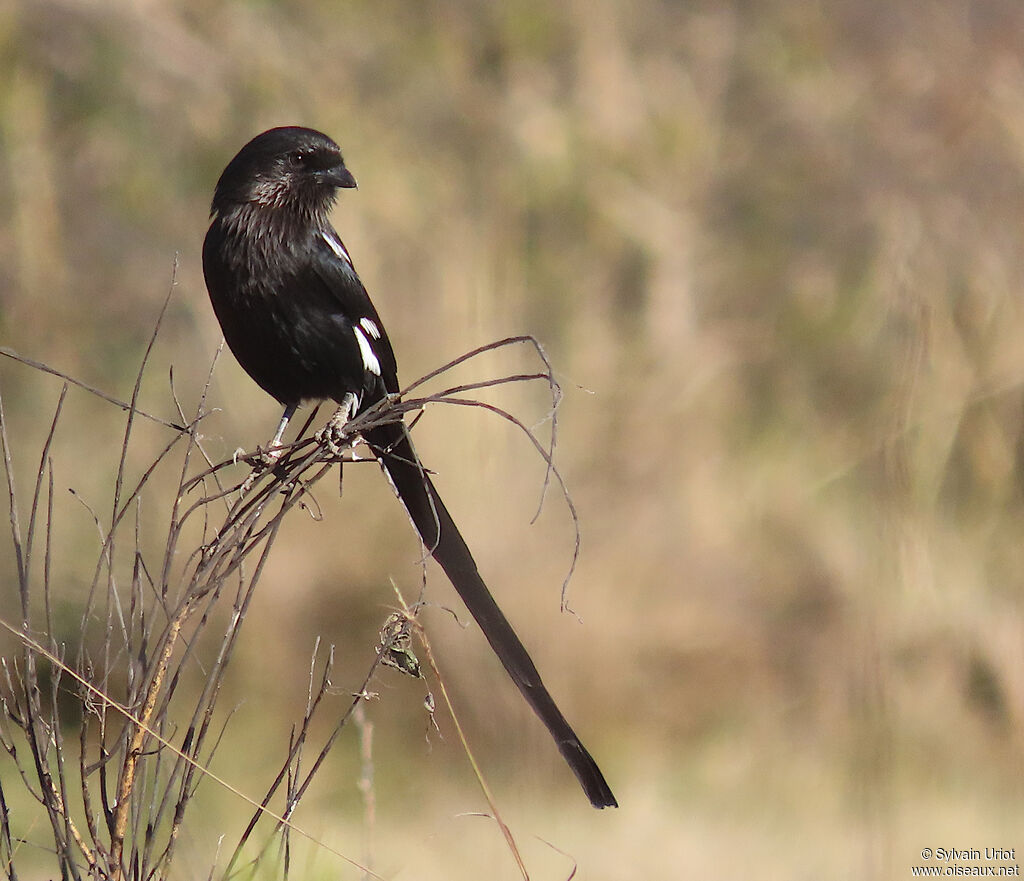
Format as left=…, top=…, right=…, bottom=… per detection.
left=352, top=325, right=381, bottom=376
left=359, top=316, right=381, bottom=339
left=321, top=231, right=353, bottom=267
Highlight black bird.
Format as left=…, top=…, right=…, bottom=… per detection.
left=202, top=126, right=616, bottom=808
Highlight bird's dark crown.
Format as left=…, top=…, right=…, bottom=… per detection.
left=210, top=126, right=354, bottom=217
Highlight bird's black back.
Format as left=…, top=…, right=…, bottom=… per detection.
left=203, top=214, right=397, bottom=409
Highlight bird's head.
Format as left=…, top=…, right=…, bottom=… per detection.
left=210, top=126, right=357, bottom=219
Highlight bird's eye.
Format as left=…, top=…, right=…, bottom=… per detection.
left=288, top=150, right=310, bottom=167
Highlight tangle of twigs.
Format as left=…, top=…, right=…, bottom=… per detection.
left=0, top=285, right=579, bottom=881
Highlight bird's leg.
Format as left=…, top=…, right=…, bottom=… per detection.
left=315, top=392, right=360, bottom=458
left=269, top=404, right=296, bottom=452
left=252, top=403, right=295, bottom=465
left=239, top=404, right=296, bottom=494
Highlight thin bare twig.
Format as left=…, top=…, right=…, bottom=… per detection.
left=0, top=348, right=183, bottom=432
left=1, top=324, right=576, bottom=881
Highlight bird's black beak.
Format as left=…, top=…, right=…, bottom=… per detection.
left=318, top=165, right=357, bottom=189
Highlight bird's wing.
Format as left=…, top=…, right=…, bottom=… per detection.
left=305, top=226, right=400, bottom=395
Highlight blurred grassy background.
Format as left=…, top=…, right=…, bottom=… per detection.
left=4, top=0, right=1024, bottom=877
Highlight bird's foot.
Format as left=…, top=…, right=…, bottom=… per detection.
left=315, top=418, right=353, bottom=459
left=238, top=445, right=286, bottom=494
left=315, top=393, right=360, bottom=459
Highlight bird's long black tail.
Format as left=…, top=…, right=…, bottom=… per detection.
left=365, top=419, right=617, bottom=809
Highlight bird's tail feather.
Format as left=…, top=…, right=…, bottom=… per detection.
left=365, top=419, right=617, bottom=809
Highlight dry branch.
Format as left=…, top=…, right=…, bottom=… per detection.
left=0, top=321, right=574, bottom=881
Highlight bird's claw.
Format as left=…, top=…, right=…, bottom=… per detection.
left=314, top=421, right=352, bottom=459
left=315, top=393, right=360, bottom=459
left=238, top=445, right=285, bottom=494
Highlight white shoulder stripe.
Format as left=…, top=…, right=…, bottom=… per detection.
left=321, top=231, right=353, bottom=267
left=359, top=316, right=381, bottom=339
left=352, top=325, right=381, bottom=376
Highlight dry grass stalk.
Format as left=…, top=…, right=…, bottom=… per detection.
left=0, top=290, right=573, bottom=881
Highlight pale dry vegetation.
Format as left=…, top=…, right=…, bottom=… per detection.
left=3, top=0, right=1024, bottom=878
